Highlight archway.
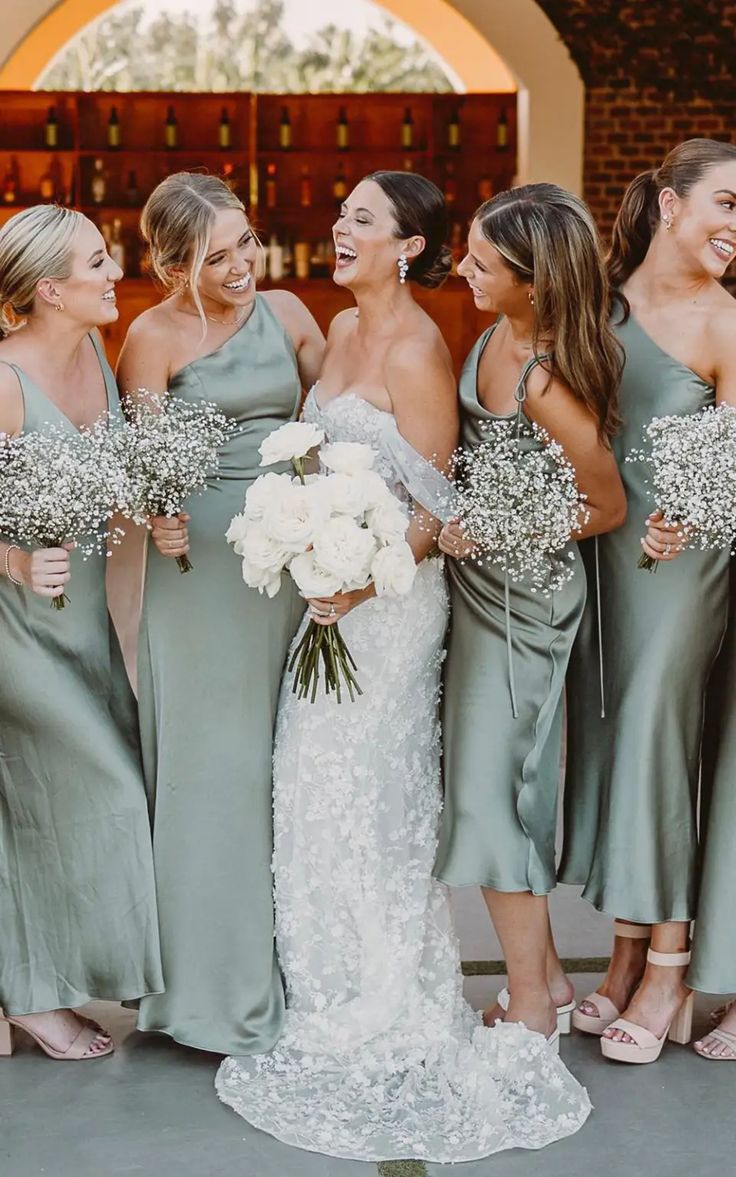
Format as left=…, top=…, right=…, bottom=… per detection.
left=0, top=0, right=584, bottom=193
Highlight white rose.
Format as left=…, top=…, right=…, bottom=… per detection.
left=289, top=551, right=342, bottom=598
left=241, top=558, right=282, bottom=598
left=318, top=469, right=391, bottom=517
left=371, top=542, right=417, bottom=598
left=225, top=511, right=248, bottom=549
left=238, top=520, right=291, bottom=571
left=259, top=421, right=324, bottom=467
left=312, top=515, right=378, bottom=588
left=365, top=499, right=410, bottom=544
left=261, top=482, right=330, bottom=553
left=243, top=471, right=292, bottom=521
left=320, top=441, right=376, bottom=474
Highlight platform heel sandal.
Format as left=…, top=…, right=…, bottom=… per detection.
left=600, top=948, right=693, bottom=1064
left=572, top=921, right=651, bottom=1037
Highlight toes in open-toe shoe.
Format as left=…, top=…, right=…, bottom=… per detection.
left=572, top=921, right=651, bottom=1037
left=694, top=1027, right=736, bottom=1061
left=600, top=948, right=693, bottom=1064
left=0, top=1012, right=114, bottom=1061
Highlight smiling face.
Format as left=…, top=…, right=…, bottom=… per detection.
left=332, top=179, right=421, bottom=291
left=47, top=216, right=122, bottom=328
left=457, top=218, right=532, bottom=317
left=192, top=207, right=258, bottom=312
left=664, top=161, right=736, bottom=277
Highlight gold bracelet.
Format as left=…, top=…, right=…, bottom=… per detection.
left=4, top=544, right=23, bottom=587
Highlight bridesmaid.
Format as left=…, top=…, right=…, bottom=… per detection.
left=436, top=185, right=625, bottom=1039
left=561, top=138, right=736, bottom=1063
left=116, top=172, right=324, bottom=1054
left=0, top=206, right=162, bottom=1060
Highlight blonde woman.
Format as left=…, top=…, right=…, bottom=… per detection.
left=0, top=206, right=162, bottom=1061
left=117, top=173, right=324, bottom=1054
left=436, top=185, right=625, bottom=1041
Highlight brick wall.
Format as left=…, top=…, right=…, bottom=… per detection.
left=536, top=1, right=736, bottom=236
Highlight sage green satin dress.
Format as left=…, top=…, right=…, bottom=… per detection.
left=560, top=312, right=729, bottom=922
left=135, top=296, right=305, bottom=1054
left=0, top=336, right=163, bottom=1016
left=435, top=326, right=586, bottom=895
left=689, top=558, right=736, bottom=993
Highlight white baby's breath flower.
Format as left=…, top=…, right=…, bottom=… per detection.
left=312, top=515, right=378, bottom=588
left=258, top=421, right=324, bottom=467
left=289, top=550, right=343, bottom=598
left=371, top=541, right=417, bottom=597
left=320, top=441, right=376, bottom=474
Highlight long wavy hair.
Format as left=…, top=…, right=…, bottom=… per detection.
left=477, top=183, right=623, bottom=440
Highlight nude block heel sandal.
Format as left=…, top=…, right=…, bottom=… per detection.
left=572, top=921, right=651, bottom=1037
left=0, top=1010, right=113, bottom=1061
left=600, top=948, right=693, bottom=1064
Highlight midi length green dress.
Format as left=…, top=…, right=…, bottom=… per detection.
left=560, top=311, right=729, bottom=923
left=435, top=326, right=586, bottom=896
left=689, top=557, right=736, bottom=994
left=135, top=295, right=305, bottom=1054
left=0, top=335, right=163, bottom=1016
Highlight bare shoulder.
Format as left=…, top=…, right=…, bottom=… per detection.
left=124, top=300, right=176, bottom=346
left=706, top=294, right=736, bottom=351
left=326, top=306, right=358, bottom=343
left=385, top=318, right=453, bottom=388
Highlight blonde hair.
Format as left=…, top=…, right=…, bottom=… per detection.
left=476, top=183, right=623, bottom=440
left=0, top=205, right=83, bottom=338
left=140, top=172, right=264, bottom=332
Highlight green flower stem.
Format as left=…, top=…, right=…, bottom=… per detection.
left=288, top=617, right=363, bottom=703
left=176, top=553, right=193, bottom=573
left=292, top=456, right=306, bottom=485
left=637, top=552, right=659, bottom=573
left=51, top=592, right=69, bottom=610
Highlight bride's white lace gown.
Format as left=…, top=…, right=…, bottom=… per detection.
left=216, top=389, right=591, bottom=1162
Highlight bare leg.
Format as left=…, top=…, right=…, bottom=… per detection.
left=602, top=921, right=690, bottom=1044
left=578, top=919, right=650, bottom=1019
left=481, top=887, right=556, bottom=1038
left=545, top=912, right=575, bottom=1007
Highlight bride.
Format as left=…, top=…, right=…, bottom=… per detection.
left=216, top=172, right=591, bottom=1162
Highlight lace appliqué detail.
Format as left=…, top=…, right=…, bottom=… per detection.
left=216, top=391, right=591, bottom=1162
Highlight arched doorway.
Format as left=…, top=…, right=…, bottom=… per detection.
left=0, top=0, right=584, bottom=192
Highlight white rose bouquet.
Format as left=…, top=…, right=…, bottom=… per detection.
left=115, top=391, right=233, bottom=573
left=0, top=418, right=126, bottom=610
left=627, top=402, right=736, bottom=572
left=226, top=421, right=417, bottom=702
left=453, top=418, right=588, bottom=594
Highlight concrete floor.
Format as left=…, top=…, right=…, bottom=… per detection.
left=2, top=889, right=732, bottom=1177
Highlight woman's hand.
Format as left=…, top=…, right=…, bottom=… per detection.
left=307, top=585, right=376, bottom=626
left=641, top=510, right=687, bottom=563
left=14, top=543, right=74, bottom=600
left=150, top=513, right=190, bottom=560
left=438, top=520, right=476, bottom=560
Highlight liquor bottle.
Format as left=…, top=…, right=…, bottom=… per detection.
left=218, top=107, right=231, bottom=150
left=268, top=233, right=284, bottom=281
left=332, top=162, right=347, bottom=204
left=448, top=108, right=461, bottom=151
left=109, top=218, right=126, bottom=269
left=90, top=158, right=106, bottom=205
left=401, top=107, right=414, bottom=151
left=496, top=107, right=509, bottom=152
left=443, top=162, right=457, bottom=206
left=44, top=106, right=59, bottom=149
left=477, top=173, right=493, bottom=203
left=125, top=170, right=139, bottom=205
left=265, top=162, right=277, bottom=209
left=336, top=106, right=349, bottom=151
left=2, top=163, right=17, bottom=205
left=165, top=106, right=178, bottom=149
left=299, top=165, right=312, bottom=209
left=39, top=161, right=56, bottom=202
left=279, top=106, right=291, bottom=150
left=107, top=106, right=121, bottom=149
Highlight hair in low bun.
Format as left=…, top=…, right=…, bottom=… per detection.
left=363, top=170, right=450, bottom=290
left=0, top=205, right=82, bottom=338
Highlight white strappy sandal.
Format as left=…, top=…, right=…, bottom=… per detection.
left=495, top=987, right=576, bottom=1036
left=572, top=921, right=651, bottom=1036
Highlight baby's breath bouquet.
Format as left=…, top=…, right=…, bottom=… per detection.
left=0, top=418, right=125, bottom=609
left=628, top=403, right=736, bottom=572
left=454, top=419, right=588, bottom=593
left=116, top=391, right=232, bottom=573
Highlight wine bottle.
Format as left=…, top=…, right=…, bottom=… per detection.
left=107, top=106, right=121, bottom=150
left=90, top=158, right=106, bottom=205
left=268, top=233, right=283, bottom=281
left=401, top=107, right=414, bottom=151
left=448, top=108, right=461, bottom=151
left=443, top=162, right=457, bottom=206
left=332, top=162, right=347, bottom=204
left=336, top=107, right=349, bottom=151
left=219, top=107, right=231, bottom=150
left=44, top=106, right=59, bottom=150
left=125, top=170, right=139, bottom=205
left=109, top=218, right=125, bottom=269
left=279, top=106, right=292, bottom=150
left=165, top=106, right=178, bottom=149
left=299, top=166, right=312, bottom=209
left=265, top=162, right=277, bottom=210
left=39, top=161, right=55, bottom=202
left=2, top=163, right=17, bottom=205
left=496, top=107, right=509, bottom=152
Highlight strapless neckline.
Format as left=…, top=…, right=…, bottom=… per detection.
left=308, top=384, right=394, bottom=420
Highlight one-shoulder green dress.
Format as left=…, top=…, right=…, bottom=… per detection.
left=135, top=295, right=305, bottom=1054
left=435, top=325, right=586, bottom=895
left=0, top=335, right=163, bottom=1016
left=560, top=312, right=729, bottom=922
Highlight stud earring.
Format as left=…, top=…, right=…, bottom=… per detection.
left=528, top=290, right=535, bottom=306
left=398, top=253, right=409, bottom=284
left=54, top=302, right=65, bottom=312
left=663, top=216, right=673, bottom=231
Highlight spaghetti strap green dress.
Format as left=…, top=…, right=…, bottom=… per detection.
left=560, top=311, right=729, bottom=922
left=689, top=557, right=736, bottom=994
left=435, top=325, right=586, bottom=895
left=0, top=335, right=163, bottom=1016
left=135, top=295, right=305, bottom=1054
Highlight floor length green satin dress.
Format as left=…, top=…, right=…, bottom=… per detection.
left=135, top=296, right=305, bottom=1054
left=560, top=311, right=729, bottom=923
left=435, top=325, right=586, bottom=896
left=0, top=335, right=163, bottom=1016
left=689, top=558, right=736, bottom=994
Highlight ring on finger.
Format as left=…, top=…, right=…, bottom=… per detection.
left=664, top=543, right=671, bottom=555
left=329, top=604, right=337, bottom=617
